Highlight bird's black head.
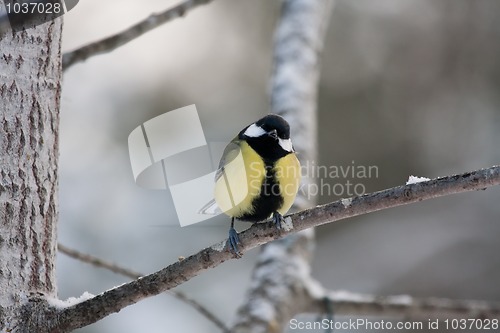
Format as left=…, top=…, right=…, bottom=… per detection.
left=239, top=114, right=295, bottom=161
left=255, top=114, right=291, bottom=140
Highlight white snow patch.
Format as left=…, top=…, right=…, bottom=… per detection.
left=341, top=198, right=352, bottom=208
left=406, top=175, right=430, bottom=185
left=303, top=276, right=326, bottom=300
left=108, top=282, right=128, bottom=291
left=281, top=216, right=294, bottom=231
left=386, top=294, right=413, bottom=305
left=248, top=298, right=276, bottom=321
left=47, top=291, right=95, bottom=309
left=329, top=290, right=375, bottom=303
left=259, top=242, right=287, bottom=262
left=328, top=290, right=414, bottom=306
left=211, top=240, right=227, bottom=252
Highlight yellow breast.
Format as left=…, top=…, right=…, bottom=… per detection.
left=214, top=141, right=265, bottom=217
left=214, top=141, right=301, bottom=219
left=274, top=153, right=301, bottom=215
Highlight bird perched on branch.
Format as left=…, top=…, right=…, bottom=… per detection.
left=201, top=114, right=301, bottom=255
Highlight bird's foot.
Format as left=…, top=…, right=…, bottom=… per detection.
left=268, top=211, right=285, bottom=230
left=227, top=226, right=242, bottom=258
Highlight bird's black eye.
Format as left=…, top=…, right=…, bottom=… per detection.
left=267, top=129, right=278, bottom=140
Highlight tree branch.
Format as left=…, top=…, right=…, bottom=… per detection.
left=62, top=0, right=213, bottom=71
left=226, top=234, right=500, bottom=332
left=57, top=243, right=229, bottom=333
left=223, top=232, right=500, bottom=331
left=309, top=290, right=500, bottom=320
left=58, top=243, right=142, bottom=278
left=51, top=165, right=500, bottom=332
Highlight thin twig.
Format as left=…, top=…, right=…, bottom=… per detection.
left=62, top=0, right=213, bottom=70
left=57, top=243, right=229, bottom=333
left=58, top=244, right=141, bottom=278
left=311, top=290, right=500, bottom=319
left=51, top=165, right=500, bottom=332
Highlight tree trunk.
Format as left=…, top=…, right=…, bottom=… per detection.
left=0, top=18, right=63, bottom=332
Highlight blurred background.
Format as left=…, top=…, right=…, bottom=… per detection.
left=59, top=0, right=500, bottom=332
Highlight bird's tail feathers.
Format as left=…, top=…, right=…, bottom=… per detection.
left=198, top=199, right=222, bottom=215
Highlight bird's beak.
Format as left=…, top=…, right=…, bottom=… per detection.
left=267, top=129, right=278, bottom=140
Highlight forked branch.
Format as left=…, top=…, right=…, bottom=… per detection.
left=51, top=165, right=500, bottom=332
left=57, top=244, right=229, bottom=332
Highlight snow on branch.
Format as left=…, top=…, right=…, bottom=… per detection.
left=310, top=290, right=500, bottom=320
left=57, top=243, right=230, bottom=333
left=52, top=165, right=500, bottom=331
left=62, top=0, right=213, bottom=71
left=226, top=229, right=500, bottom=332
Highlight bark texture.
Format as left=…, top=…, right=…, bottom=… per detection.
left=0, top=19, right=63, bottom=331
left=53, top=164, right=500, bottom=332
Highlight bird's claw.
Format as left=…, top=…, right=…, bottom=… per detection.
left=268, top=211, right=285, bottom=230
left=227, top=227, right=242, bottom=257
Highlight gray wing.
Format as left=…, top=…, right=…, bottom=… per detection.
left=215, top=138, right=241, bottom=182
left=198, top=138, right=241, bottom=215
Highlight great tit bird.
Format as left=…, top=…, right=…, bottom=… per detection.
left=203, top=114, right=301, bottom=254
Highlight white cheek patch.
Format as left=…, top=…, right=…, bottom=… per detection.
left=244, top=123, right=266, bottom=137
left=279, top=138, right=294, bottom=152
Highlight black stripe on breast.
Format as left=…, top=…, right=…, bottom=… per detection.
left=238, top=161, right=283, bottom=222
